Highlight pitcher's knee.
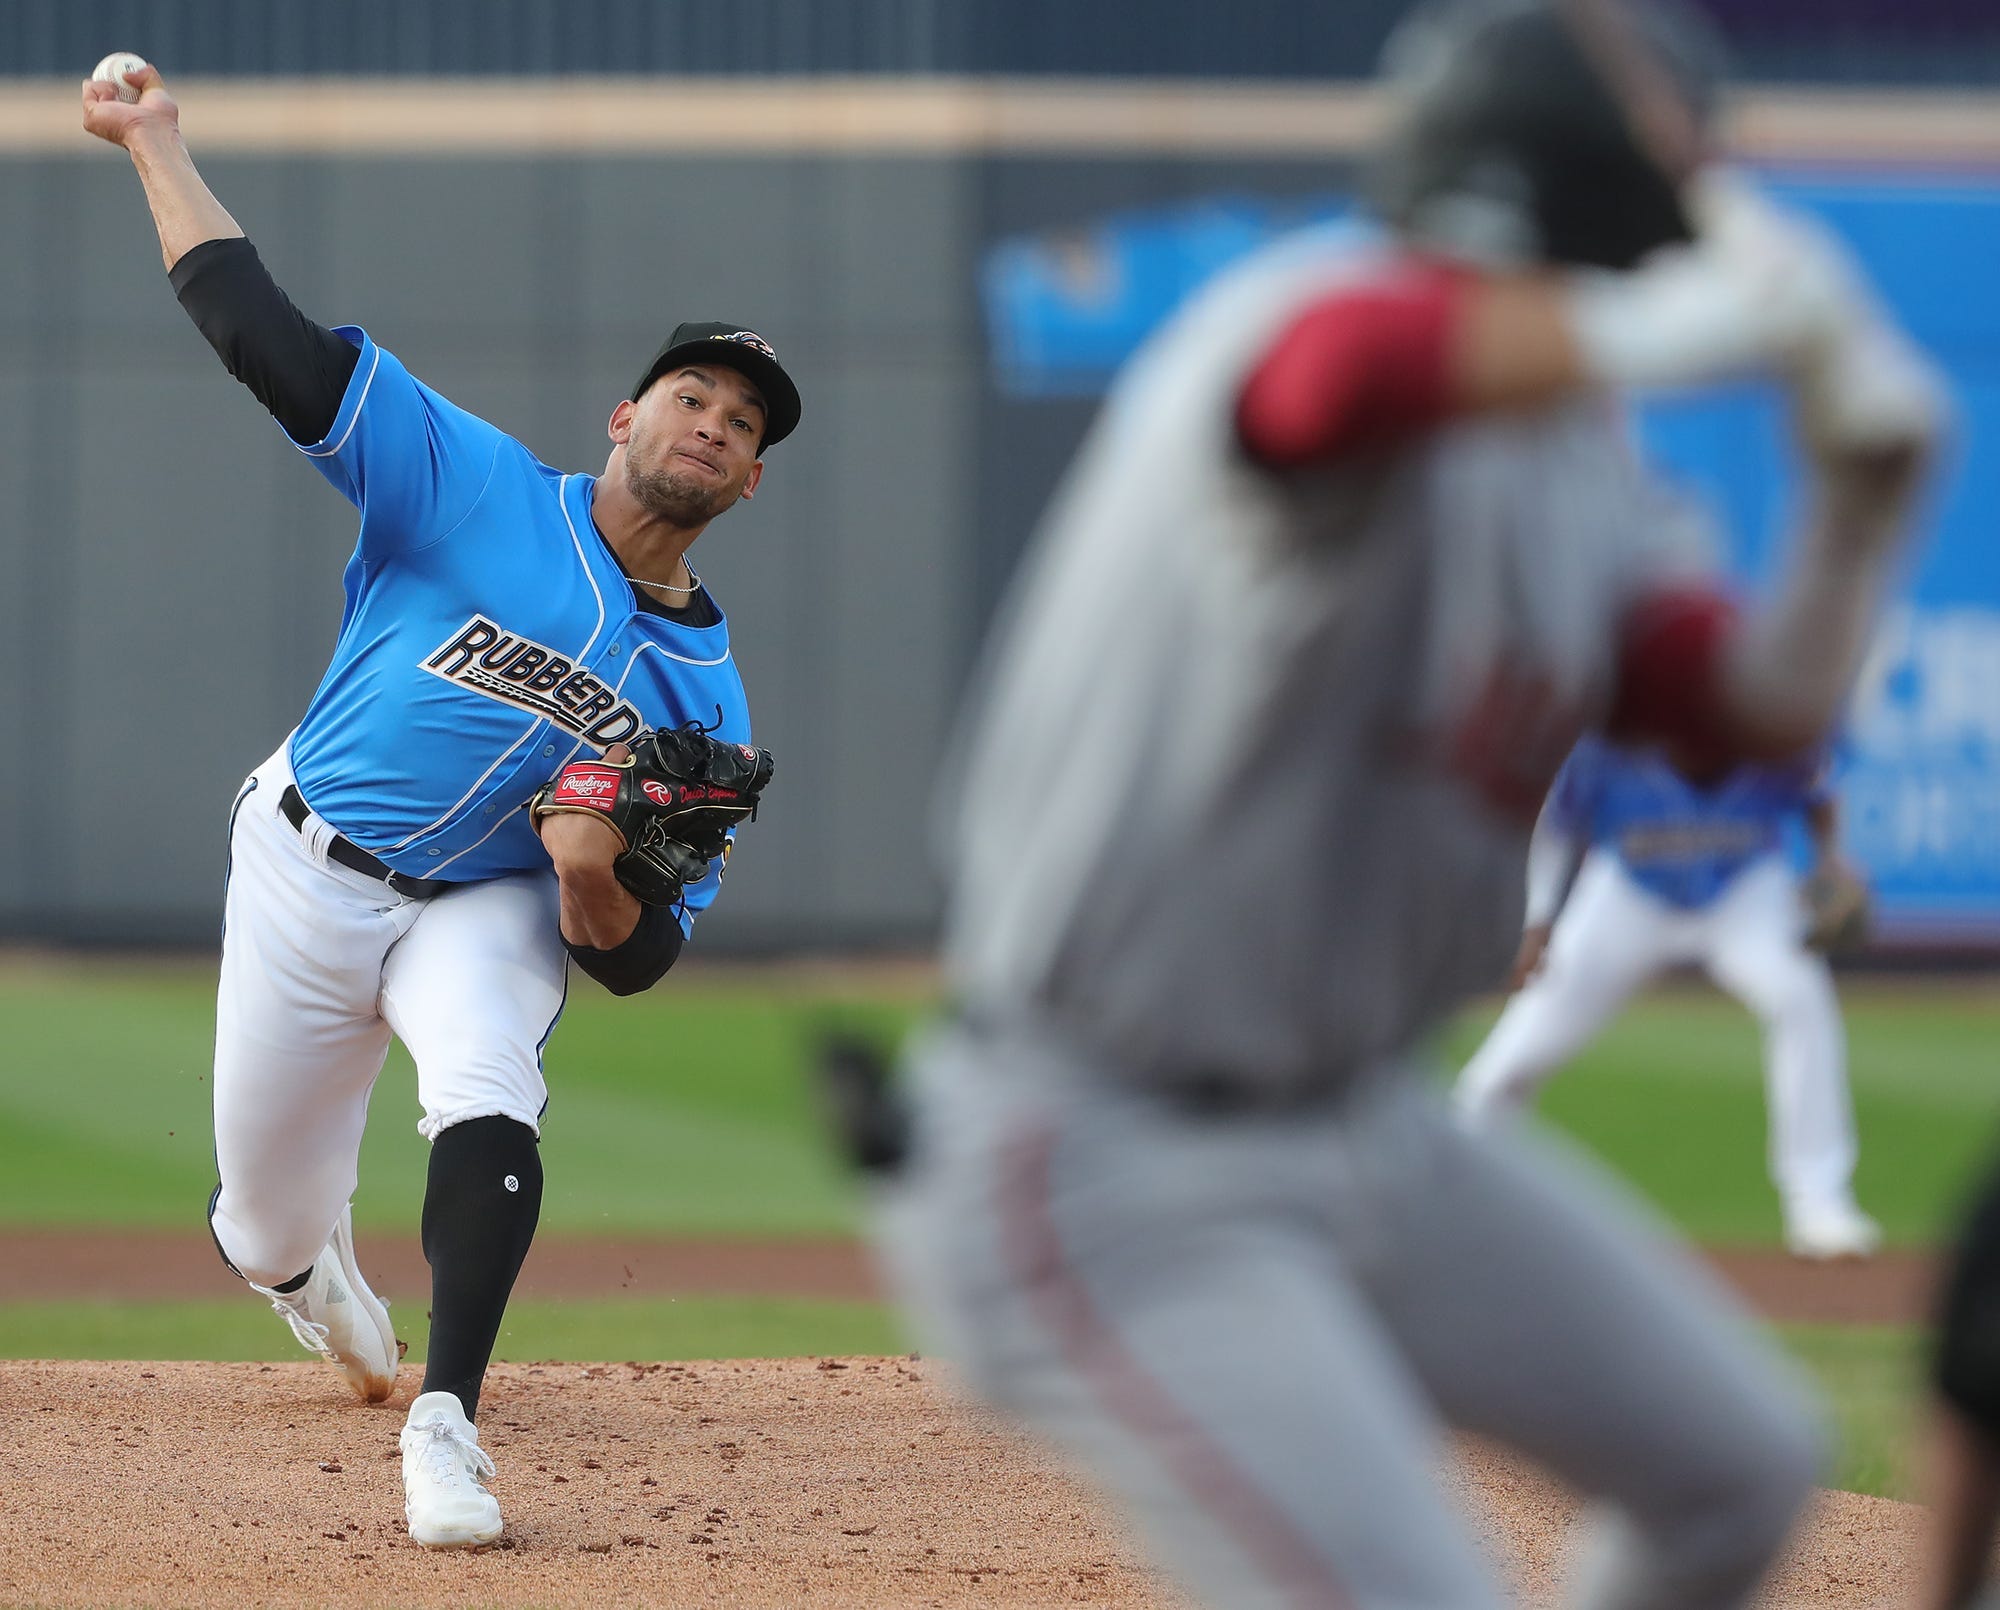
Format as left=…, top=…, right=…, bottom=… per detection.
left=209, top=1195, right=328, bottom=1290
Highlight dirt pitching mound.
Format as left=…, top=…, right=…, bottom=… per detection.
left=0, top=1359, right=1920, bottom=1608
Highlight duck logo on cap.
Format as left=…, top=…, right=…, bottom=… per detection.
left=715, top=331, right=777, bottom=360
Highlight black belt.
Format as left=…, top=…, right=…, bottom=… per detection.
left=279, top=784, right=455, bottom=899
left=950, top=1000, right=1356, bottom=1117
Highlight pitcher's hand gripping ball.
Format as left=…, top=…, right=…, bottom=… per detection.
left=90, top=52, right=149, bottom=101
left=532, top=724, right=774, bottom=906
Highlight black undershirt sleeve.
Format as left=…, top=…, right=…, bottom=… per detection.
left=169, top=237, right=359, bottom=446
left=563, top=898, right=686, bottom=997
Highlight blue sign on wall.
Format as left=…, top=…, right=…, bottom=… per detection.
left=983, top=175, right=2000, bottom=942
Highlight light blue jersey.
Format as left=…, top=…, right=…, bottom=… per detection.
left=284, top=328, right=748, bottom=931
left=1548, top=735, right=1830, bottom=910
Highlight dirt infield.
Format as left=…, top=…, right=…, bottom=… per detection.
left=0, top=1234, right=1939, bottom=1605
left=0, top=1228, right=886, bottom=1306
left=0, top=1228, right=1942, bottom=1325
left=0, top=1359, right=1924, bottom=1608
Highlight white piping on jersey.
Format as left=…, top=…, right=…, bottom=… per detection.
left=391, top=722, right=546, bottom=860
left=430, top=731, right=591, bottom=875
left=557, top=473, right=611, bottom=654
left=610, top=638, right=734, bottom=689
left=386, top=473, right=612, bottom=854
left=648, top=643, right=733, bottom=668
left=300, top=345, right=383, bottom=460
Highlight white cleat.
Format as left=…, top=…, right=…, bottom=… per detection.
left=254, top=1204, right=398, bottom=1402
left=1785, top=1203, right=1883, bottom=1261
left=400, top=1390, right=503, bottom=1549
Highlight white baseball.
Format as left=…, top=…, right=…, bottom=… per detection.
left=91, top=52, right=149, bottom=103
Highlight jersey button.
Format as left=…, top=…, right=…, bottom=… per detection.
left=543, top=744, right=556, bottom=757
left=427, top=848, right=442, bottom=857
left=609, top=644, right=622, bottom=657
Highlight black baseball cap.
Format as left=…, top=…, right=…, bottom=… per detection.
left=631, top=322, right=801, bottom=449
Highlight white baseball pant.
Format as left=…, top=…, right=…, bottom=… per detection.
left=208, top=744, right=567, bottom=1288
left=880, top=1021, right=1821, bottom=1610
left=1456, top=851, right=1859, bottom=1220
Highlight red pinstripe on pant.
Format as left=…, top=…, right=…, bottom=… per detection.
left=992, top=1121, right=1356, bottom=1610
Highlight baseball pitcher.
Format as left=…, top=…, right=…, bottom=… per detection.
left=82, top=63, right=793, bottom=1548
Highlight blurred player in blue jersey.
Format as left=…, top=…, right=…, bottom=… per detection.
left=1455, top=734, right=1878, bottom=1259
left=84, top=62, right=800, bottom=1547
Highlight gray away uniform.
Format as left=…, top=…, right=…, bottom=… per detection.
left=880, top=228, right=1822, bottom=1610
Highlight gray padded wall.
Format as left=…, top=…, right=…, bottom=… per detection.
left=0, top=150, right=978, bottom=947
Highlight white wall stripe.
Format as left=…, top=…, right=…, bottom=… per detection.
left=29, top=79, right=2000, bottom=163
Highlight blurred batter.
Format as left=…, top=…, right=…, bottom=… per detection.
left=875, top=2, right=1942, bottom=1605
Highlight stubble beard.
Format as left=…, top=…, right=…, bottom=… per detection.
left=625, top=454, right=731, bottom=527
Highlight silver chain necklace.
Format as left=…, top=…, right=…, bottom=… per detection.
left=631, top=563, right=701, bottom=597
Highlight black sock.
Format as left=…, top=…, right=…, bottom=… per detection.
left=419, top=1116, right=543, bottom=1422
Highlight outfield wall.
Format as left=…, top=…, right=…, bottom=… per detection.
left=1, top=83, right=1994, bottom=946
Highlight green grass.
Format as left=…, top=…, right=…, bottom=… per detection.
left=1780, top=1322, right=1929, bottom=1500
left=0, top=1294, right=906, bottom=1365
left=2, top=961, right=1995, bottom=1246
left=1437, top=983, right=2000, bottom=1247
left=0, top=959, right=922, bottom=1237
